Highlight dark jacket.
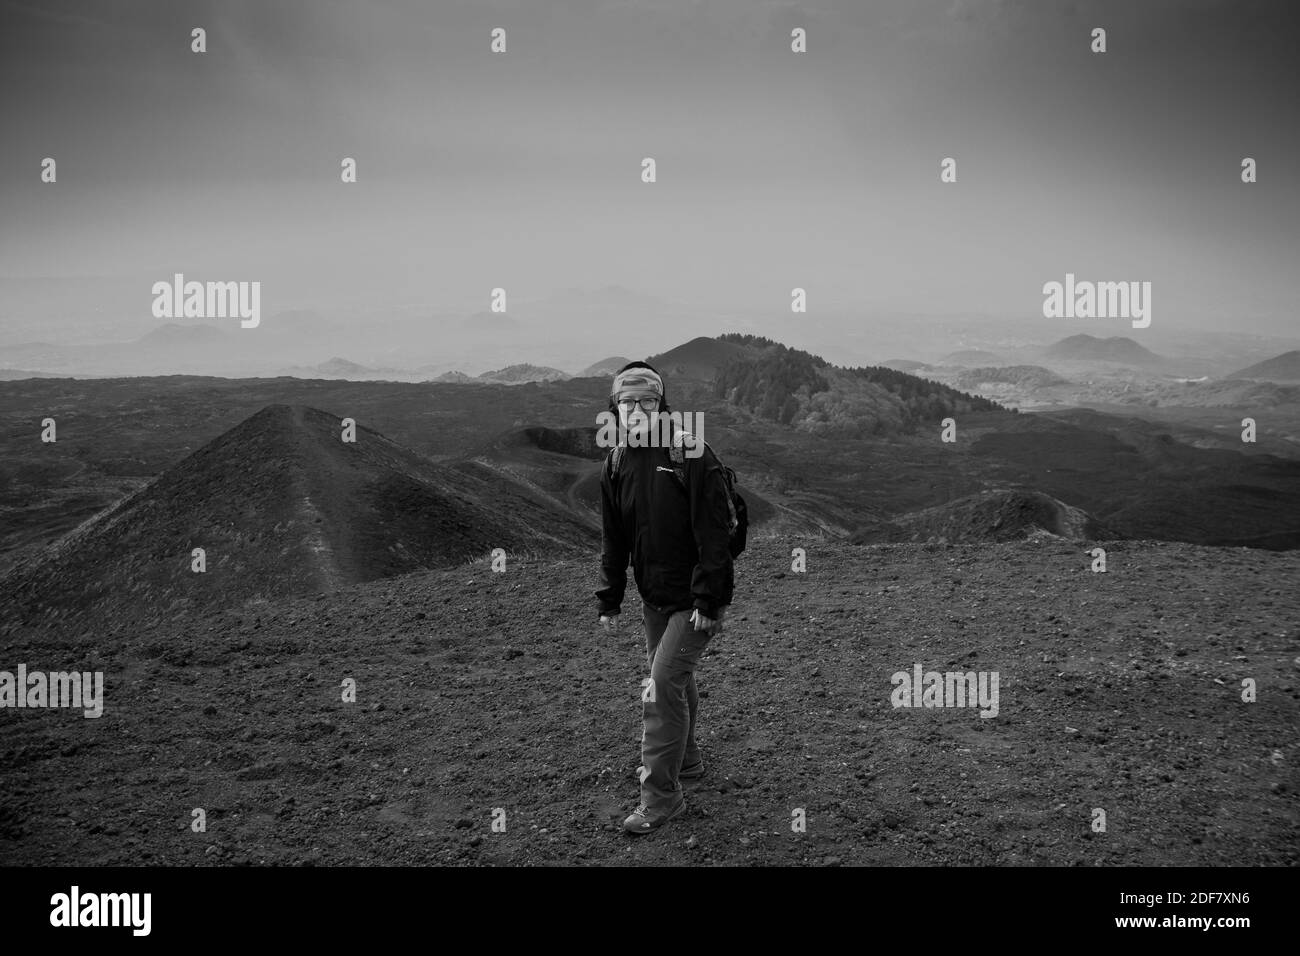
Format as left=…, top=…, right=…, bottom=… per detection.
left=595, top=437, right=734, bottom=619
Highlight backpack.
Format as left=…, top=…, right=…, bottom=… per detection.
left=607, top=431, right=748, bottom=559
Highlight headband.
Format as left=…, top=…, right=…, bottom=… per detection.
left=611, top=367, right=664, bottom=400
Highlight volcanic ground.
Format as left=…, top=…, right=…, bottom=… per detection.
left=1, top=537, right=1297, bottom=866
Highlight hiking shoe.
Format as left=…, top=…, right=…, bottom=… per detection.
left=679, top=761, right=706, bottom=781
left=623, top=797, right=686, bottom=835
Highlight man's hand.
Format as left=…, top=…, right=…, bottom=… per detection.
left=690, top=606, right=726, bottom=636
left=599, top=613, right=619, bottom=631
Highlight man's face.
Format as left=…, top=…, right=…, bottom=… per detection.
left=616, top=393, right=660, bottom=438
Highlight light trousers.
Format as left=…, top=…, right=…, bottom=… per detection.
left=639, top=603, right=711, bottom=810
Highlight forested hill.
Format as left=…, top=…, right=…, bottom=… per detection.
left=712, top=333, right=1006, bottom=436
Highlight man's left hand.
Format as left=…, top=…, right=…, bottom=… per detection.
left=690, top=606, right=726, bottom=636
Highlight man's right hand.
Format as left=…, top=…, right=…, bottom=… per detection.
left=599, top=613, right=619, bottom=631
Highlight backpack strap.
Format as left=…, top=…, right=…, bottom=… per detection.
left=608, top=432, right=737, bottom=536
left=668, top=429, right=695, bottom=486
left=669, top=431, right=739, bottom=534
left=608, top=431, right=691, bottom=486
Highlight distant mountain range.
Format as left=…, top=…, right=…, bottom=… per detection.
left=135, top=322, right=229, bottom=346
left=0, top=368, right=63, bottom=380
left=936, top=349, right=1010, bottom=368
left=3, top=331, right=1300, bottom=634
left=280, top=357, right=407, bottom=381
left=902, top=335, right=1300, bottom=421
left=1227, top=349, right=1300, bottom=383
left=8, top=314, right=1299, bottom=395
left=431, top=370, right=479, bottom=384
left=474, top=364, right=571, bottom=384
left=1042, top=334, right=1164, bottom=367
left=898, top=334, right=1166, bottom=371
left=576, top=356, right=631, bottom=378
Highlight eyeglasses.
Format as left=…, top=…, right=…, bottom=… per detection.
left=617, top=397, right=660, bottom=411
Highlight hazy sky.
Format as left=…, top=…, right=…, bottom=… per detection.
left=1, top=0, right=1297, bottom=344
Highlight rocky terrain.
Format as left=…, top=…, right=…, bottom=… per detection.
left=2, top=537, right=1296, bottom=866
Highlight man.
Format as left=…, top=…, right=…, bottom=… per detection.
left=595, top=361, right=734, bottom=834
